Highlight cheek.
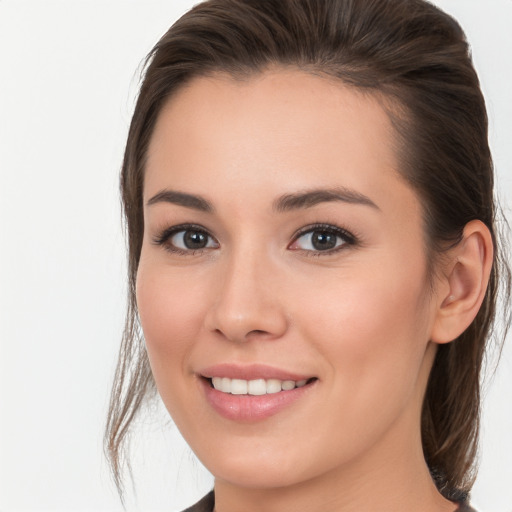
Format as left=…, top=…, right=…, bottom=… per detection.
left=300, top=255, right=432, bottom=401
left=290, top=264, right=432, bottom=460
left=135, top=262, right=206, bottom=379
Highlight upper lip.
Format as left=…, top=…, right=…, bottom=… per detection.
left=199, top=363, right=314, bottom=381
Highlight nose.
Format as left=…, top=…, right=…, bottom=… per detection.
left=204, top=249, right=288, bottom=343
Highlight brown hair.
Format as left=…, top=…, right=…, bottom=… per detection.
left=105, top=0, right=511, bottom=503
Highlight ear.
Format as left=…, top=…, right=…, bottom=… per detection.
left=430, top=220, right=494, bottom=344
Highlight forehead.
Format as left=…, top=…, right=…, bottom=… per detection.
left=144, top=69, right=416, bottom=215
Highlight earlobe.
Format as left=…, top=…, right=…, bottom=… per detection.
left=430, top=220, right=494, bottom=344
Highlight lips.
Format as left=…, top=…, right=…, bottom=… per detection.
left=198, top=363, right=317, bottom=421
left=200, top=362, right=313, bottom=381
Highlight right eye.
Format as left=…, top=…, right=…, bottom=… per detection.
left=153, top=225, right=219, bottom=254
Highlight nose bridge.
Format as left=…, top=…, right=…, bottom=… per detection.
left=206, top=241, right=287, bottom=342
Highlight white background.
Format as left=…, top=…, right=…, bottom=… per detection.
left=0, top=1, right=510, bottom=511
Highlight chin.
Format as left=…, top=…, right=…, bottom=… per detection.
left=191, top=431, right=335, bottom=491
left=208, top=456, right=310, bottom=490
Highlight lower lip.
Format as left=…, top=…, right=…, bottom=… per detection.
left=201, top=378, right=316, bottom=422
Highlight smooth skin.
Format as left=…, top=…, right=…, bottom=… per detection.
left=136, top=70, right=493, bottom=512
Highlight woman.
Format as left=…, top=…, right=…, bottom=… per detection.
left=105, top=0, right=510, bottom=510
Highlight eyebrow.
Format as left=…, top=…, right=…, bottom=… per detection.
left=273, top=187, right=380, bottom=212
left=146, top=186, right=379, bottom=214
left=147, top=189, right=214, bottom=213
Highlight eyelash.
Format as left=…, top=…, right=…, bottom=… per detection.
left=152, top=222, right=358, bottom=256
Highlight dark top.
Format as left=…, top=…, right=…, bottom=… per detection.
left=182, top=491, right=214, bottom=512
left=181, top=490, right=477, bottom=511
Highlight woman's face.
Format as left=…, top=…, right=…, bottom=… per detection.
left=137, top=70, right=442, bottom=490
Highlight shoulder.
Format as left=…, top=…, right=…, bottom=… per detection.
left=180, top=491, right=215, bottom=512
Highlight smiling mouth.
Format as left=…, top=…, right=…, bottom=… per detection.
left=207, top=376, right=317, bottom=395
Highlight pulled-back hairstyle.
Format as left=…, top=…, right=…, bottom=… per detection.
left=105, top=0, right=510, bottom=503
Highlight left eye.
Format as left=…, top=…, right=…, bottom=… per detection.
left=289, top=227, right=353, bottom=252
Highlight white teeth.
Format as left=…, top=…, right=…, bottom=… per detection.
left=266, top=379, right=282, bottom=394
left=212, top=377, right=222, bottom=390
left=281, top=380, right=296, bottom=391
left=221, top=377, right=231, bottom=393
left=210, top=377, right=310, bottom=395
left=231, top=379, right=248, bottom=395
left=247, top=379, right=267, bottom=395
